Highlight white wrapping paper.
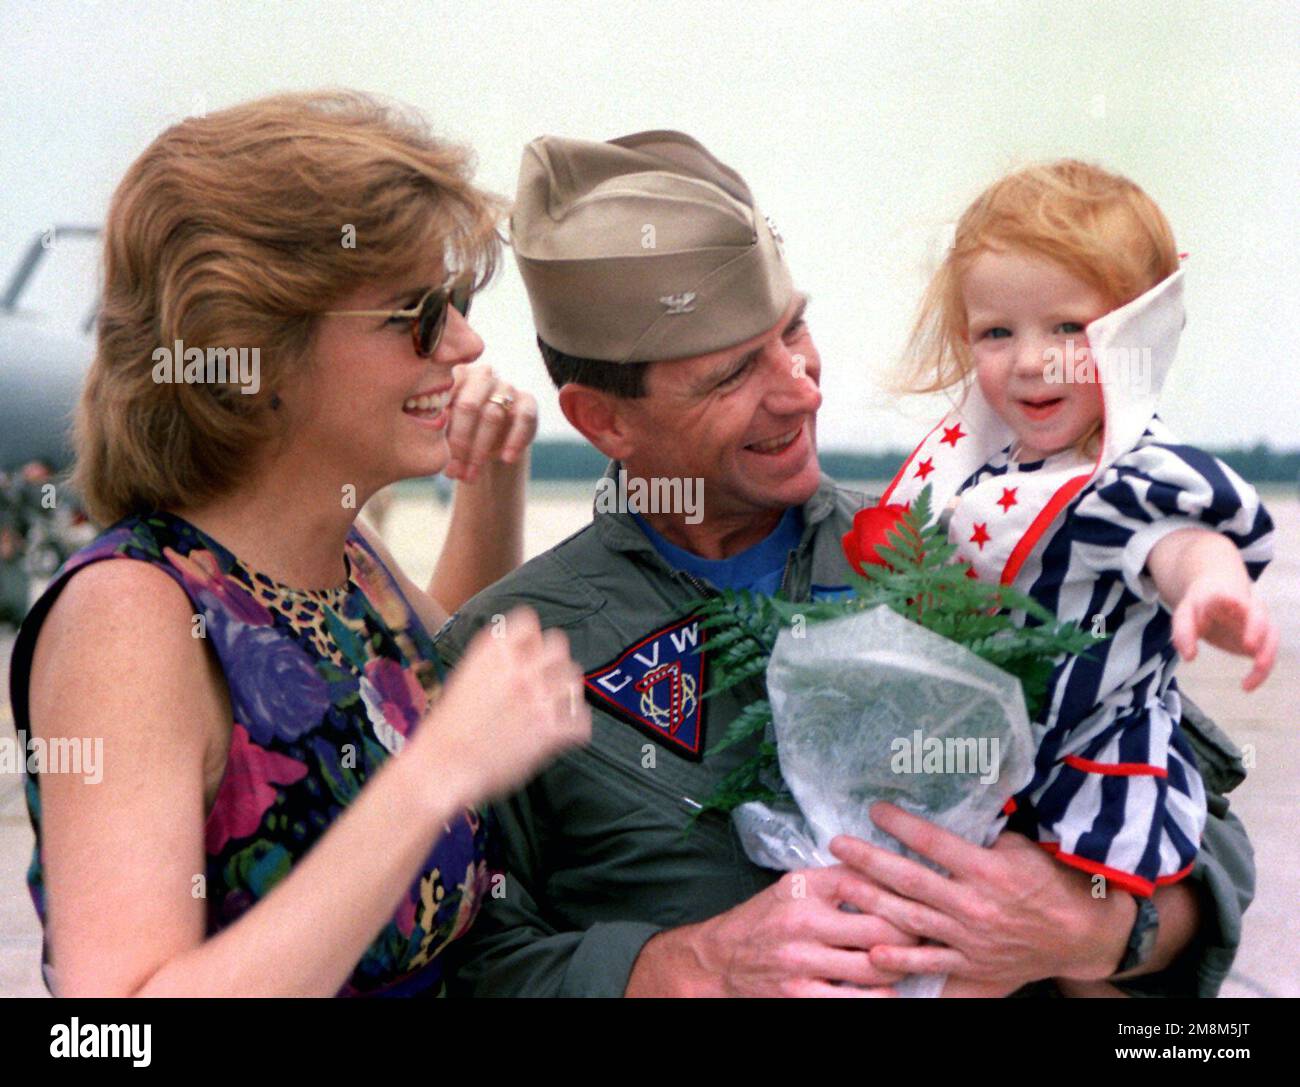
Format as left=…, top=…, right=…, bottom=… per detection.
left=734, top=605, right=1037, bottom=997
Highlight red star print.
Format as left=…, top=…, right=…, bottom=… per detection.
left=914, top=457, right=935, bottom=481
left=940, top=424, right=966, bottom=448
left=997, top=487, right=1019, bottom=513
left=958, top=557, right=979, bottom=580
left=969, top=523, right=990, bottom=550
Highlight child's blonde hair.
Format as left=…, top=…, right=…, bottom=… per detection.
left=897, top=159, right=1180, bottom=397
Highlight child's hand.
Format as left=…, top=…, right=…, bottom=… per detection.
left=1171, top=575, right=1277, bottom=691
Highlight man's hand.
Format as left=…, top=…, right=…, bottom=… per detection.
left=626, top=865, right=914, bottom=997
left=827, top=804, right=1138, bottom=994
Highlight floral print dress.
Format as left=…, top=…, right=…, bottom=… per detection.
left=9, top=511, right=494, bottom=996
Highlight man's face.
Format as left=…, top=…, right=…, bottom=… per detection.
left=616, top=294, right=823, bottom=520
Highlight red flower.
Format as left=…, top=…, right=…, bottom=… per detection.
left=842, top=503, right=912, bottom=575
left=203, top=724, right=308, bottom=854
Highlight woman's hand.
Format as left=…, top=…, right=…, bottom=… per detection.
left=415, top=607, right=591, bottom=807
left=443, top=363, right=538, bottom=482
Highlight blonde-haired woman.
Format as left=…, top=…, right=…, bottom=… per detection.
left=9, top=91, right=590, bottom=997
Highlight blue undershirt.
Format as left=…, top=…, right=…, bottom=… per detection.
left=630, top=506, right=804, bottom=595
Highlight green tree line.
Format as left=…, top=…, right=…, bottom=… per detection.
left=520, top=440, right=1300, bottom=485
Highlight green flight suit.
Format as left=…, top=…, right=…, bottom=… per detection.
left=436, top=467, right=1255, bottom=998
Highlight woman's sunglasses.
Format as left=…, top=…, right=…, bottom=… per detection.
left=325, top=277, right=474, bottom=357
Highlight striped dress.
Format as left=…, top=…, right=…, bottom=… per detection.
left=952, top=420, right=1274, bottom=897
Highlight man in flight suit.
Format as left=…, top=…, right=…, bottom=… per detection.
left=436, top=130, right=1255, bottom=997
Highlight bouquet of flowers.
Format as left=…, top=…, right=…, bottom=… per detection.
left=691, top=487, right=1098, bottom=996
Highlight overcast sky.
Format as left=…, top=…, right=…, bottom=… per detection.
left=2, top=0, right=1296, bottom=451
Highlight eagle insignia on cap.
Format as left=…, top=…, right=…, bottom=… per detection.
left=658, top=292, right=697, bottom=315
left=513, top=130, right=794, bottom=359
left=765, top=214, right=784, bottom=254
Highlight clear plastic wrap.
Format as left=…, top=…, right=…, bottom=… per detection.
left=733, top=604, right=1037, bottom=998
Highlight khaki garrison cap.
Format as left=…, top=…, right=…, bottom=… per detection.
left=511, top=130, right=793, bottom=363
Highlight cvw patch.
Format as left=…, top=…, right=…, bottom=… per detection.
left=585, top=615, right=707, bottom=760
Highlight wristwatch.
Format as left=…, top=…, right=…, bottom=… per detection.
left=1115, top=895, right=1160, bottom=975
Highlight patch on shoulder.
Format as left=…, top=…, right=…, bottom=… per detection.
left=584, top=615, right=707, bottom=761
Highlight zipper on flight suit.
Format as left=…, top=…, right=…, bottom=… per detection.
left=580, top=741, right=701, bottom=812
left=651, top=569, right=716, bottom=816
left=577, top=741, right=734, bottom=845
left=677, top=570, right=716, bottom=600
left=666, top=566, right=776, bottom=840
left=778, top=550, right=796, bottom=599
